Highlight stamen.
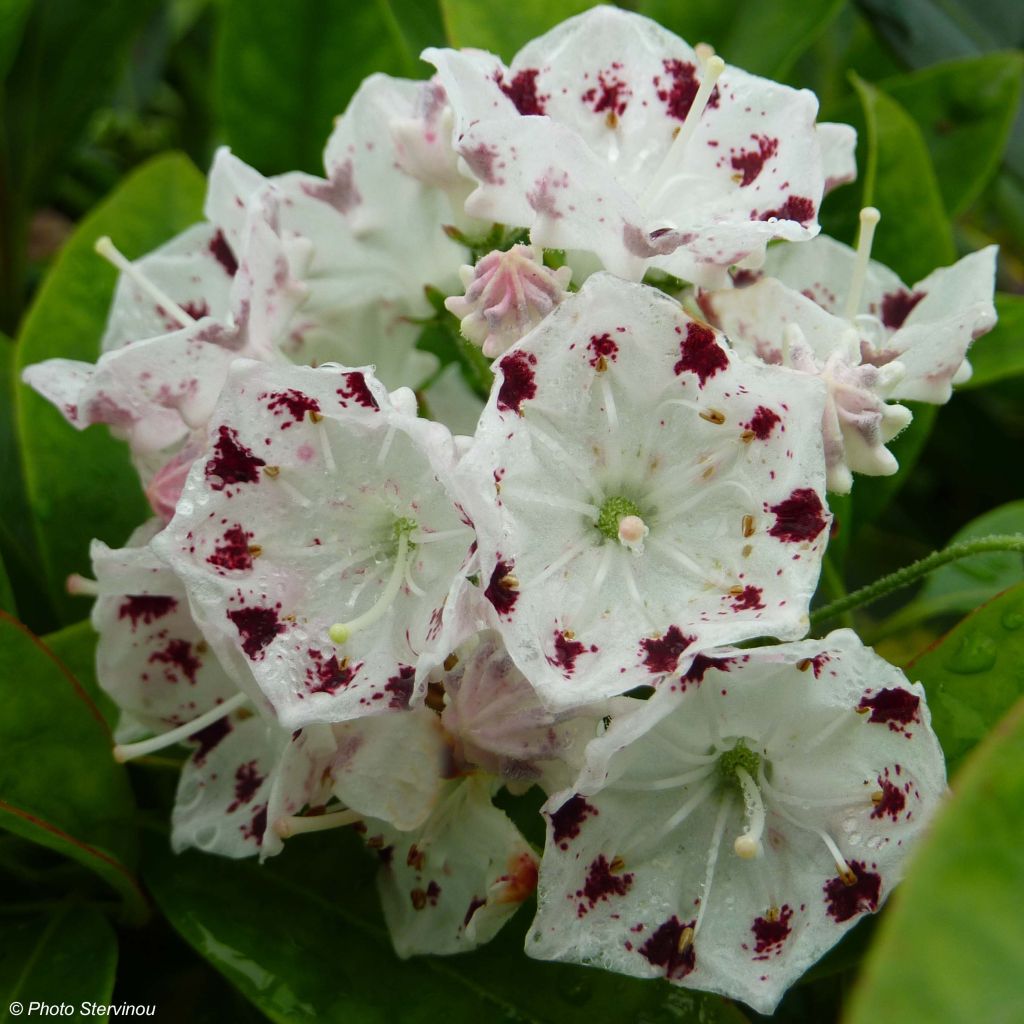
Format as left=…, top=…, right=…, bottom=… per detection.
left=780, top=322, right=804, bottom=368
left=733, top=766, right=766, bottom=859
left=522, top=536, right=591, bottom=590
left=66, top=574, right=100, bottom=597
left=843, top=207, right=881, bottom=319
left=377, top=425, right=396, bottom=466
left=273, top=476, right=313, bottom=509
left=273, top=808, right=362, bottom=838
left=314, top=545, right=382, bottom=584
left=643, top=56, right=727, bottom=210
left=94, top=236, right=196, bottom=329
left=113, top=692, right=249, bottom=762
left=410, top=528, right=472, bottom=545
left=508, top=488, right=600, bottom=519
left=651, top=778, right=717, bottom=843
left=329, top=530, right=410, bottom=643
left=613, top=764, right=716, bottom=792
left=695, top=794, right=732, bottom=934
left=317, top=425, right=337, bottom=474
left=769, top=796, right=857, bottom=884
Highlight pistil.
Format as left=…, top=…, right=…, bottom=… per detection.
left=113, top=691, right=249, bottom=762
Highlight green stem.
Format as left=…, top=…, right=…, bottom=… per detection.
left=818, top=554, right=854, bottom=629
left=810, top=534, right=1024, bottom=628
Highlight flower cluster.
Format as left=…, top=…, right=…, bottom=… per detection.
left=26, top=7, right=992, bottom=1014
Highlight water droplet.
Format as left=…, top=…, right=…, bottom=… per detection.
left=945, top=631, right=998, bottom=674
left=847, top=832, right=862, bottom=846
left=1001, top=605, right=1024, bottom=631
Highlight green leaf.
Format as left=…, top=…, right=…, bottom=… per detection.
left=43, top=619, right=117, bottom=730
left=844, top=694, right=1024, bottom=1024
left=888, top=503, right=1024, bottom=630
left=0, top=611, right=144, bottom=922
left=0, top=0, right=32, bottom=80
left=15, top=153, right=205, bottom=625
left=215, top=0, right=442, bottom=176
left=877, top=53, right=1023, bottom=215
left=908, top=582, right=1024, bottom=774
left=440, top=0, right=598, bottom=61
left=0, top=906, right=118, bottom=1015
left=959, top=292, right=1024, bottom=389
left=0, top=549, right=14, bottom=617
left=639, top=0, right=844, bottom=78
left=146, top=830, right=748, bottom=1024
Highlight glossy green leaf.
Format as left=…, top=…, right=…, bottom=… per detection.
left=887, top=503, right=1024, bottom=631
left=877, top=53, right=1023, bottom=215
left=215, top=0, right=443, bottom=176
left=15, top=153, right=205, bottom=625
left=146, top=830, right=747, bottom=1024
left=440, top=0, right=598, bottom=61
left=908, top=583, right=1024, bottom=774
left=0, top=549, right=14, bottom=617
left=639, top=0, right=844, bottom=78
left=960, top=292, right=1024, bottom=389
left=0, top=611, right=144, bottom=922
left=0, top=906, right=118, bottom=1015
left=845, top=694, right=1024, bottom=1024
left=42, top=619, right=116, bottom=729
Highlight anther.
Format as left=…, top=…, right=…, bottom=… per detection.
left=699, top=408, right=726, bottom=424
left=273, top=808, right=362, bottom=838
left=328, top=529, right=411, bottom=644
left=113, top=691, right=249, bottom=762
left=247, top=544, right=263, bottom=558
left=610, top=855, right=626, bottom=873
left=443, top=652, right=459, bottom=671
left=678, top=926, right=695, bottom=953
left=94, top=236, right=196, bottom=329
left=844, top=207, right=881, bottom=319
left=262, top=466, right=281, bottom=478
left=742, top=514, right=755, bottom=538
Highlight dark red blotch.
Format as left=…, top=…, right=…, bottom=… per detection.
left=337, top=372, right=379, bottom=410
left=550, top=794, right=598, bottom=850
left=674, top=323, right=728, bottom=386
left=207, top=524, right=254, bottom=573
left=744, top=406, right=781, bottom=439
left=731, top=135, right=779, bottom=187
left=497, top=351, right=537, bottom=414
left=118, top=595, right=177, bottom=630
left=640, top=625, right=694, bottom=675
left=752, top=905, right=793, bottom=955
left=262, top=389, right=321, bottom=428
left=228, top=605, right=285, bottom=660
left=484, top=559, right=519, bottom=618
left=639, top=916, right=696, bottom=980
left=858, top=688, right=920, bottom=730
left=880, top=290, right=925, bottom=329
left=824, top=861, right=881, bottom=922
left=209, top=230, right=239, bottom=276
left=768, top=488, right=827, bottom=543
left=205, top=425, right=266, bottom=491
left=148, top=638, right=201, bottom=685
left=496, top=68, right=546, bottom=115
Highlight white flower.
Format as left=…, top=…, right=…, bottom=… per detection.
left=529, top=630, right=946, bottom=1015
left=704, top=212, right=998, bottom=491
left=426, top=6, right=838, bottom=285
left=153, top=360, right=475, bottom=730
left=455, top=272, right=830, bottom=708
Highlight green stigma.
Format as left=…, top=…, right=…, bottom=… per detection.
left=392, top=516, right=417, bottom=548
left=717, top=741, right=762, bottom=790
left=596, top=496, right=643, bottom=541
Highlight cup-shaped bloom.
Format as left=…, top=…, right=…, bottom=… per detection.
left=426, top=6, right=837, bottom=285
left=455, top=273, right=830, bottom=708
left=529, top=630, right=946, bottom=1014
left=154, top=360, right=475, bottom=729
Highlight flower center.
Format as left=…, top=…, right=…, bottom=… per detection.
left=716, top=741, right=768, bottom=859
left=716, top=739, right=761, bottom=787
left=596, top=496, right=648, bottom=551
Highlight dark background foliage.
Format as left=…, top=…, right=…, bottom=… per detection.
left=1, top=1, right=1022, bottom=1021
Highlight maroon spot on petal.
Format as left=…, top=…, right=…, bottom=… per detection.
left=463, top=896, right=487, bottom=928
left=301, top=160, right=361, bottom=214
left=462, top=142, right=502, bottom=184
left=228, top=760, right=265, bottom=812
left=207, top=524, right=254, bottom=573
left=182, top=300, right=210, bottom=320
left=190, top=714, right=232, bottom=766
left=880, top=289, right=925, bottom=329
left=241, top=804, right=268, bottom=846
left=260, top=389, right=321, bottom=429
left=118, top=595, right=177, bottom=630
left=871, top=775, right=906, bottom=821
left=337, top=371, right=379, bottom=410
left=680, top=653, right=734, bottom=687
left=731, top=135, right=779, bottom=187
left=797, top=652, right=830, bottom=678
left=148, top=638, right=201, bottom=685
left=857, top=688, right=920, bottom=731
left=655, top=60, right=719, bottom=122
left=731, top=585, right=765, bottom=611
left=228, top=605, right=285, bottom=660
left=640, top=625, right=694, bottom=675
left=305, top=648, right=361, bottom=694
left=824, top=861, right=881, bottom=922
left=673, top=322, right=728, bottom=386
left=496, top=352, right=536, bottom=418
left=546, top=629, right=594, bottom=676
left=731, top=268, right=762, bottom=287
left=550, top=794, right=598, bottom=850
left=577, top=855, right=634, bottom=916
left=639, top=916, right=696, bottom=980
left=582, top=66, right=630, bottom=117
left=495, top=68, right=546, bottom=115
left=410, top=880, right=442, bottom=910
left=484, top=559, right=519, bottom=618
left=209, top=230, right=238, bottom=276
left=768, top=489, right=827, bottom=543
left=752, top=905, right=793, bottom=956
left=587, top=332, right=619, bottom=368
left=205, top=425, right=266, bottom=491
left=744, top=406, right=781, bottom=439
left=385, top=664, right=415, bottom=709
left=758, top=195, right=816, bottom=225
